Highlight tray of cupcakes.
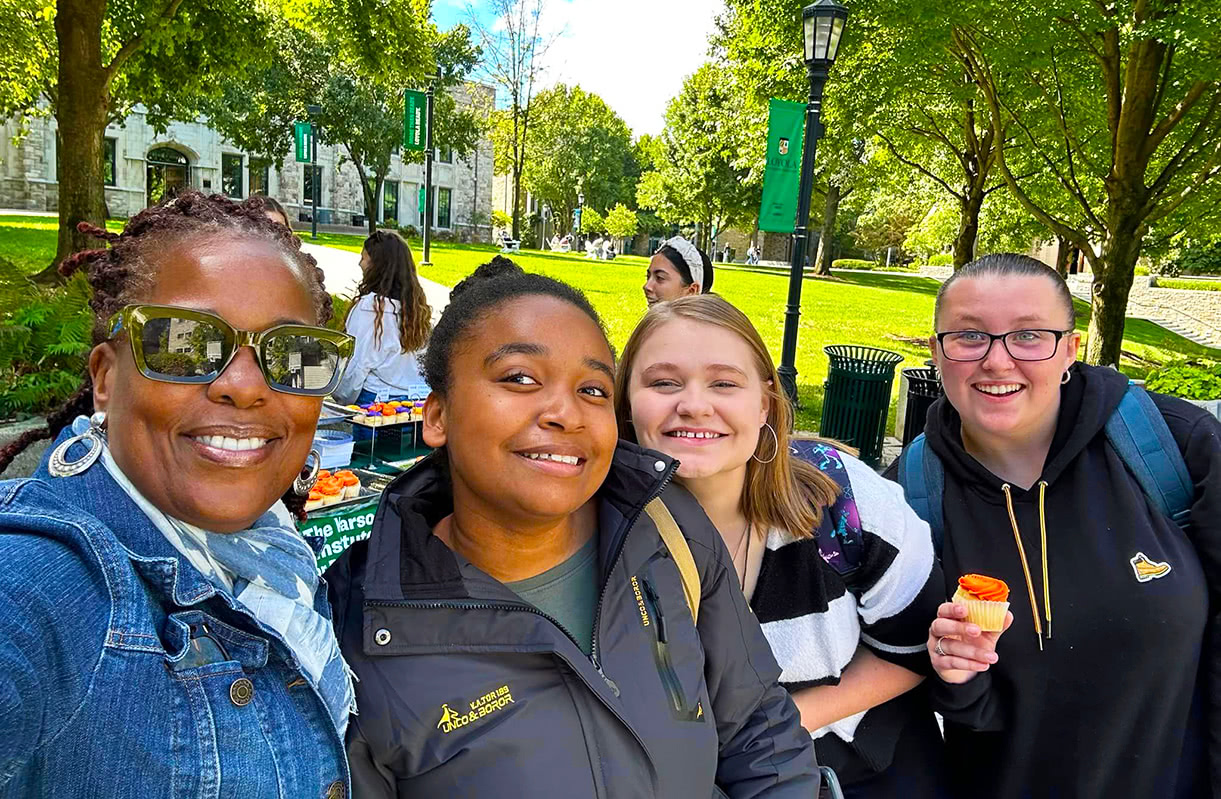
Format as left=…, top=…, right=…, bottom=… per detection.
left=344, top=399, right=427, bottom=427
left=303, top=469, right=381, bottom=513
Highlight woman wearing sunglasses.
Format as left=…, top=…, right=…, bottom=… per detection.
left=0, top=192, right=357, bottom=798
left=889, top=254, right=1221, bottom=798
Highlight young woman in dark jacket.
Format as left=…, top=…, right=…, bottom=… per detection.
left=327, top=263, right=819, bottom=798
left=897, top=254, right=1221, bottom=799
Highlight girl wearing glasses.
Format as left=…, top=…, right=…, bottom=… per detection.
left=0, top=192, right=357, bottom=797
left=891, top=253, right=1221, bottom=799
left=331, top=229, right=432, bottom=405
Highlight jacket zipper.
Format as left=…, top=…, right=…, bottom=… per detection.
left=639, top=574, right=690, bottom=716
left=588, top=460, right=679, bottom=693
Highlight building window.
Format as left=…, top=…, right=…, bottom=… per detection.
left=303, top=165, right=322, bottom=205
left=103, top=138, right=117, bottom=187
left=437, top=147, right=452, bottom=164
left=437, top=187, right=451, bottom=229
left=221, top=154, right=243, bottom=198
left=383, top=180, right=399, bottom=223
left=249, top=158, right=270, bottom=196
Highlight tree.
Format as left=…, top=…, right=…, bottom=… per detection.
left=579, top=207, right=605, bottom=235
left=206, top=24, right=480, bottom=234
left=954, top=1, right=1221, bottom=364
left=473, top=0, right=552, bottom=240
left=637, top=62, right=760, bottom=251
left=515, top=84, right=635, bottom=237
left=604, top=203, right=639, bottom=240
left=3, top=0, right=434, bottom=278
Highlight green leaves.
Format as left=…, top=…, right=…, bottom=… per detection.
left=1145, top=360, right=1221, bottom=400
left=0, top=258, right=92, bottom=415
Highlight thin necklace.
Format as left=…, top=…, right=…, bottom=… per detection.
left=732, top=522, right=751, bottom=591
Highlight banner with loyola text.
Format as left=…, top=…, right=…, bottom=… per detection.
left=757, top=98, right=806, bottom=233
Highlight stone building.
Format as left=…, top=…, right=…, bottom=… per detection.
left=0, top=83, right=495, bottom=241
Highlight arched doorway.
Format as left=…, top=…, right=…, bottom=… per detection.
left=146, top=147, right=190, bottom=207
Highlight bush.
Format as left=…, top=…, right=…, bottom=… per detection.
left=1173, top=240, right=1221, bottom=276
left=399, top=224, right=419, bottom=240
left=926, top=253, right=953, bottom=267
left=1146, top=360, right=1221, bottom=400
left=1135, top=265, right=1150, bottom=276
left=1156, top=278, right=1221, bottom=292
left=832, top=258, right=875, bottom=270
left=0, top=257, right=92, bottom=417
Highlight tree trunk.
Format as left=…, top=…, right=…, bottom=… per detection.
left=814, top=183, right=841, bottom=276
left=952, top=187, right=984, bottom=270
left=351, top=159, right=379, bottom=234
left=39, top=0, right=109, bottom=282
left=1085, top=224, right=1142, bottom=366
left=1053, top=235, right=1072, bottom=278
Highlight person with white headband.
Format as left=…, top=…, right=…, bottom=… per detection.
left=643, top=235, right=715, bottom=306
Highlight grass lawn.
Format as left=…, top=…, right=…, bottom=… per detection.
left=0, top=215, right=124, bottom=273
left=6, top=216, right=1219, bottom=432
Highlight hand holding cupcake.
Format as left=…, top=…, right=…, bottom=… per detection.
left=928, top=573, right=1014, bottom=685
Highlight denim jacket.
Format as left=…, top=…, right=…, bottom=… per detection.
left=0, top=431, right=350, bottom=799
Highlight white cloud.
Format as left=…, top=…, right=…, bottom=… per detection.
left=534, top=0, right=724, bottom=137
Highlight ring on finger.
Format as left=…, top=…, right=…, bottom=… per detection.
left=934, top=636, right=948, bottom=657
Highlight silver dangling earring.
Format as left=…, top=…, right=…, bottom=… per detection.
left=752, top=422, right=779, bottom=464
left=293, top=449, right=321, bottom=495
left=47, top=411, right=107, bottom=478
left=1061, top=370, right=1072, bottom=385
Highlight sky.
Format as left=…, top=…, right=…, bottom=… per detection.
left=432, top=0, right=725, bottom=137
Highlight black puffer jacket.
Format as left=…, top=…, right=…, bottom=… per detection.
left=327, top=442, right=819, bottom=798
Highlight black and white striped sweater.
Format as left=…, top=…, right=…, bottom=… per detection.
left=750, top=444, right=944, bottom=775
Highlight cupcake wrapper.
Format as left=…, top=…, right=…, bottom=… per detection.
left=344, top=485, right=360, bottom=499
left=952, top=588, right=1009, bottom=632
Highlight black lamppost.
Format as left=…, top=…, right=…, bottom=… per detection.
left=306, top=104, right=322, bottom=240
left=777, top=0, right=849, bottom=406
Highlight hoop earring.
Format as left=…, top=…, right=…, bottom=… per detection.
left=752, top=422, right=779, bottom=464
left=293, top=449, right=321, bottom=495
left=48, top=411, right=107, bottom=478
left=1061, top=370, right=1072, bottom=385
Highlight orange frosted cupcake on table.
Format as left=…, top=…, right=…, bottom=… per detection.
left=316, top=477, right=344, bottom=506
left=304, top=489, right=324, bottom=513
left=952, top=574, right=1010, bottom=632
left=335, top=470, right=361, bottom=499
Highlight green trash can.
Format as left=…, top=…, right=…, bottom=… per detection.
left=819, top=345, right=904, bottom=466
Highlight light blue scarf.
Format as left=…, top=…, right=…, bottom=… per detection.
left=69, top=416, right=356, bottom=735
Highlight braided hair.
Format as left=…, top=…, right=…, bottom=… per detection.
left=0, top=191, right=333, bottom=518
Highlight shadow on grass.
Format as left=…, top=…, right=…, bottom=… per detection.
left=834, top=272, right=942, bottom=297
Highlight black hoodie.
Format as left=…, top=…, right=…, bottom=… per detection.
left=890, top=363, right=1221, bottom=799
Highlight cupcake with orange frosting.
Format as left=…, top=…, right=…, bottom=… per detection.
left=334, top=470, right=361, bottom=499
left=316, top=477, right=344, bottom=506
left=304, top=489, right=324, bottom=513
left=952, top=574, right=1010, bottom=632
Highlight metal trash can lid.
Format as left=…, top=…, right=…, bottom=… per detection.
left=902, top=366, right=942, bottom=397
left=824, top=345, right=904, bottom=374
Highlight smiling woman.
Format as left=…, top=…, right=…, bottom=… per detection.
left=0, top=191, right=357, bottom=798
left=327, top=264, right=820, bottom=798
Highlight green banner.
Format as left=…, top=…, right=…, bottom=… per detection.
left=299, top=500, right=378, bottom=571
left=293, top=121, right=313, bottom=164
left=403, top=89, right=427, bottom=152
left=418, top=184, right=426, bottom=215
left=758, top=98, right=806, bottom=233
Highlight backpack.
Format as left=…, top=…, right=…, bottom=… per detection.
left=644, top=439, right=867, bottom=623
left=898, top=383, right=1194, bottom=554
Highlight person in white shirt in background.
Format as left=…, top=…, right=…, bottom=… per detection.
left=332, top=229, right=432, bottom=406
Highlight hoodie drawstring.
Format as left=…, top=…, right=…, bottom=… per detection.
left=1001, top=483, right=1051, bottom=650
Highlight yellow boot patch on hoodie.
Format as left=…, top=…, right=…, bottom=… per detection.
left=1130, top=552, right=1172, bottom=583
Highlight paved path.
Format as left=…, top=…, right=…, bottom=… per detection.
left=300, top=243, right=452, bottom=325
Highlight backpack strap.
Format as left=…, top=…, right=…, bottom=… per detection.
left=645, top=498, right=701, bottom=625
left=788, top=441, right=864, bottom=578
left=1104, top=384, right=1194, bottom=531
left=898, top=433, right=946, bottom=555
